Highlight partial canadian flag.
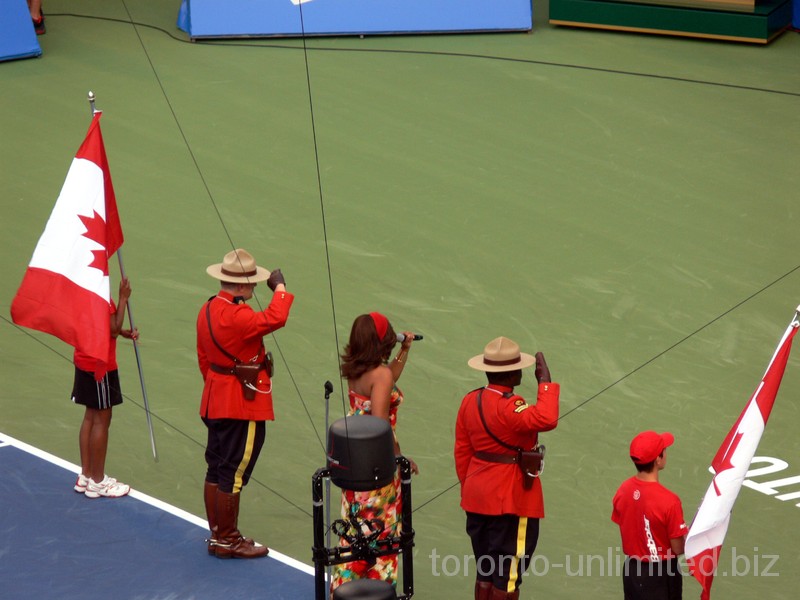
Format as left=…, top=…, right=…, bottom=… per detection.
left=11, top=113, right=124, bottom=378
left=685, top=308, right=799, bottom=599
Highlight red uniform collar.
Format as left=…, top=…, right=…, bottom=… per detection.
left=215, top=291, right=244, bottom=304
left=484, top=384, right=514, bottom=395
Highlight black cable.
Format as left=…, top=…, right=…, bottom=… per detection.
left=292, top=2, right=350, bottom=422
left=414, top=263, right=800, bottom=512
left=46, top=13, right=800, bottom=98
left=556, top=263, right=800, bottom=423
left=115, top=0, right=327, bottom=455
left=292, top=3, right=354, bottom=581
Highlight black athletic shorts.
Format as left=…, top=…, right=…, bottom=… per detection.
left=71, top=367, right=123, bottom=410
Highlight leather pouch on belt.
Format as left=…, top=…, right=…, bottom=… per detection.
left=265, top=351, right=274, bottom=378
left=518, top=446, right=545, bottom=489
left=234, top=363, right=262, bottom=401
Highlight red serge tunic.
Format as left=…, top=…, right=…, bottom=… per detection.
left=454, top=383, right=560, bottom=518
left=196, top=290, right=294, bottom=421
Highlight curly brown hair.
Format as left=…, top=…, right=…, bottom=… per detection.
left=340, top=314, right=397, bottom=380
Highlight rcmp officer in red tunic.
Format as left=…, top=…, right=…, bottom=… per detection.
left=197, top=249, right=294, bottom=559
left=455, top=337, right=560, bottom=600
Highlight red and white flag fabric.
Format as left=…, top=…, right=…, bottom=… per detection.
left=685, top=308, right=800, bottom=599
left=11, top=113, right=124, bottom=378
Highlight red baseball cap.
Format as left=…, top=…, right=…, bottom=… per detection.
left=629, top=431, right=674, bottom=464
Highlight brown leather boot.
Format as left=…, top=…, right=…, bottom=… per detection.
left=203, top=481, right=218, bottom=555
left=475, top=580, right=493, bottom=600
left=205, top=481, right=257, bottom=555
left=214, top=489, right=268, bottom=559
left=489, top=586, right=520, bottom=600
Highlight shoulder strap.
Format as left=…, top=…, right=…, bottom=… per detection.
left=205, top=299, right=241, bottom=364
left=476, top=389, right=521, bottom=453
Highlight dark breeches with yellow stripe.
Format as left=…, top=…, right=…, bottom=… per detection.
left=202, top=418, right=266, bottom=493
left=466, top=512, right=540, bottom=594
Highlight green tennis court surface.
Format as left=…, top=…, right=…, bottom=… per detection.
left=2, top=2, right=799, bottom=597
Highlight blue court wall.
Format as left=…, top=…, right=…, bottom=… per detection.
left=0, top=0, right=42, bottom=62
left=177, top=0, right=533, bottom=39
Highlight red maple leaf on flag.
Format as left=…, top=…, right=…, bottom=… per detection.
left=11, top=112, right=126, bottom=385
left=78, top=211, right=110, bottom=275
left=711, top=431, right=743, bottom=496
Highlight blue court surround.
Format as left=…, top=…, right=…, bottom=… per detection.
left=177, top=0, right=533, bottom=39
left=0, top=433, right=313, bottom=599
left=0, top=0, right=42, bottom=62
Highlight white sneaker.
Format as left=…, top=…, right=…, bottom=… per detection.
left=84, top=475, right=130, bottom=499
left=74, top=473, right=89, bottom=493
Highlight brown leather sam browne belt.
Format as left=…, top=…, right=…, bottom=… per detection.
left=474, top=451, right=519, bottom=464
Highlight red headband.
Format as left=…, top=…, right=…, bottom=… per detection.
left=369, top=312, right=389, bottom=341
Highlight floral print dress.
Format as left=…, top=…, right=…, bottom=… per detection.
left=330, top=385, right=404, bottom=589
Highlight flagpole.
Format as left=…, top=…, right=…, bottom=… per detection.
left=88, top=91, right=158, bottom=462
left=686, top=305, right=800, bottom=599
left=118, top=248, right=158, bottom=461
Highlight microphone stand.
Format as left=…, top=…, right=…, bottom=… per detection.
left=324, top=380, right=334, bottom=588
left=311, top=455, right=415, bottom=599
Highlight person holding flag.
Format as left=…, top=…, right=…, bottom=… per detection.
left=612, top=431, right=687, bottom=600
left=71, top=277, right=137, bottom=498
left=11, top=110, right=140, bottom=498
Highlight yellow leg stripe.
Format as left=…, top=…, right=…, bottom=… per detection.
left=233, top=421, right=257, bottom=493
left=507, top=516, right=527, bottom=593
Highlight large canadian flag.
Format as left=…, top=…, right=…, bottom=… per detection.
left=685, top=308, right=799, bottom=599
left=11, top=113, right=124, bottom=378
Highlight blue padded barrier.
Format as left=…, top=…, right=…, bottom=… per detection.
left=0, top=0, right=42, bottom=62
left=177, top=0, right=533, bottom=39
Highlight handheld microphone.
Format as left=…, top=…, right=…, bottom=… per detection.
left=397, top=333, right=423, bottom=342
left=324, top=380, right=333, bottom=399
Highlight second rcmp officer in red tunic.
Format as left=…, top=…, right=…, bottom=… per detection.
left=196, top=249, right=294, bottom=559
left=455, top=337, right=560, bottom=600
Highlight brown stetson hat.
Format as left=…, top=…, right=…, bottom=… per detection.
left=206, top=249, right=271, bottom=284
left=468, top=336, right=536, bottom=372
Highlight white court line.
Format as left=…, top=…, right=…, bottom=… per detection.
left=0, top=431, right=315, bottom=576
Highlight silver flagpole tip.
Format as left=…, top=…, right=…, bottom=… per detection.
left=87, top=91, right=100, bottom=115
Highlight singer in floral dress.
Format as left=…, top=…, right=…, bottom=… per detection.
left=331, top=312, right=419, bottom=591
